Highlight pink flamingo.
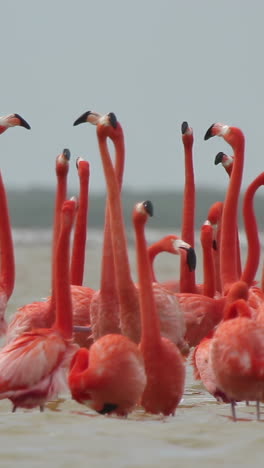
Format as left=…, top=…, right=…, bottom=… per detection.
left=214, top=152, right=242, bottom=279
left=68, top=334, right=146, bottom=416
left=7, top=151, right=94, bottom=346
left=81, top=111, right=186, bottom=350
left=73, top=110, right=125, bottom=339
left=0, top=113, right=30, bottom=134
left=148, top=234, right=196, bottom=291
left=192, top=281, right=249, bottom=404
left=0, top=198, right=78, bottom=411
left=207, top=201, right=223, bottom=295
left=133, top=200, right=185, bottom=415
left=70, top=158, right=90, bottom=286
left=180, top=122, right=196, bottom=293
left=6, top=149, right=71, bottom=341
left=204, top=123, right=245, bottom=294
left=210, top=290, right=264, bottom=420
left=200, top=221, right=215, bottom=298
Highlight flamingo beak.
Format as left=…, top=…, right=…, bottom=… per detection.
left=73, top=111, right=103, bottom=127
left=62, top=148, right=71, bottom=161
left=181, top=121, right=189, bottom=134
left=214, top=152, right=224, bottom=165
left=143, top=200, right=154, bottom=217
left=9, top=114, right=31, bottom=129
left=180, top=246, right=196, bottom=272
left=204, top=123, right=215, bottom=140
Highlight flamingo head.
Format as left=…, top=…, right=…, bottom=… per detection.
left=133, top=200, right=154, bottom=226
left=56, top=148, right=70, bottom=176
left=204, top=123, right=244, bottom=150
left=0, top=113, right=31, bottom=134
left=174, top=239, right=196, bottom=272
left=181, top=121, right=193, bottom=146
left=73, top=110, right=102, bottom=127
left=200, top=220, right=214, bottom=250
left=76, top=157, right=90, bottom=180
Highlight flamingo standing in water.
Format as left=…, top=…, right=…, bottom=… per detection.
left=6, top=149, right=71, bottom=341
left=204, top=123, right=245, bottom=294
left=0, top=198, right=78, bottom=411
left=73, top=111, right=187, bottom=351
left=74, top=110, right=125, bottom=340
left=7, top=151, right=94, bottom=345
left=68, top=332, right=146, bottom=416
left=148, top=234, right=196, bottom=291
left=180, top=122, right=196, bottom=293
left=133, top=200, right=185, bottom=415
left=210, top=290, right=264, bottom=421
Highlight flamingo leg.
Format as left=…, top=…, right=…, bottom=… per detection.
left=256, top=400, right=260, bottom=421
left=40, top=405, right=45, bottom=412
left=231, top=400, right=236, bottom=421
left=12, top=405, right=17, bottom=413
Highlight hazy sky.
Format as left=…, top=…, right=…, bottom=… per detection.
left=1, top=1, right=263, bottom=196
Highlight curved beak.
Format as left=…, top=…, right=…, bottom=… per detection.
left=204, top=123, right=215, bottom=140
left=214, top=151, right=224, bottom=165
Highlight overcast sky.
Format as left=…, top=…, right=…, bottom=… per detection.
left=0, top=0, right=263, bottom=196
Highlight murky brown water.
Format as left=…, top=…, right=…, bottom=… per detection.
left=2, top=231, right=262, bottom=468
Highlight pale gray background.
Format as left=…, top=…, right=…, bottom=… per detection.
left=0, top=0, right=262, bottom=194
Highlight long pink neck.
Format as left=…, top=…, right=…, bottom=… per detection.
left=100, top=128, right=125, bottom=292
left=200, top=224, right=215, bottom=298
left=180, top=136, right=196, bottom=293
left=54, top=203, right=74, bottom=339
left=98, top=128, right=125, bottom=336
left=51, top=162, right=69, bottom=309
left=0, top=172, right=15, bottom=299
left=97, top=128, right=140, bottom=343
left=240, top=173, right=264, bottom=286
left=134, top=211, right=161, bottom=350
left=148, top=241, right=163, bottom=282
left=70, top=162, right=90, bottom=286
left=207, top=201, right=223, bottom=294
left=220, top=129, right=244, bottom=294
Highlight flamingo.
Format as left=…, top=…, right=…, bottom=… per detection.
left=74, top=110, right=124, bottom=340
left=207, top=201, right=223, bottom=295
left=147, top=234, right=196, bottom=292
left=68, top=332, right=146, bottom=416
left=0, top=198, right=78, bottom=411
left=73, top=111, right=187, bottom=352
left=0, top=113, right=30, bottom=134
left=6, top=149, right=71, bottom=341
left=180, top=122, right=196, bottom=293
left=204, top=123, right=245, bottom=294
left=133, top=200, right=185, bottom=415
left=214, top=152, right=242, bottom=279
left=210, top=292, right=264, bottom=421
left=70, top=158, right=90, bottom=287
left=7, top=151, right=94, bottom=346
left=200, top=221, right=215, bottom=298
left=0, top=171, right=15, bottom=335
left=192, top=281, right=249, bottom=404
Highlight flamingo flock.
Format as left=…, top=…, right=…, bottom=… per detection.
left=0, top=111, right=264, bottom=421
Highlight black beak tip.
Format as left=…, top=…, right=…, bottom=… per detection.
left=181, top=121, right=189, bottom=134
left=187, top=247, right=196, bottom=272
left=63, top=148, right=71, bottom=161
left=14, top=113, right=31, bottom=130
left=204, top=124, right=215, bottom=141
left=73, top=111, right=92, bottom=126
left=108, top=112, right=118, bottom=129
left=214, top=152, right=224, bottom=165
left=143, top=200, right=154, bottom=217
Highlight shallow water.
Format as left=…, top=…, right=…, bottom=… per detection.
left=2, top=229, right=262, bottom=468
